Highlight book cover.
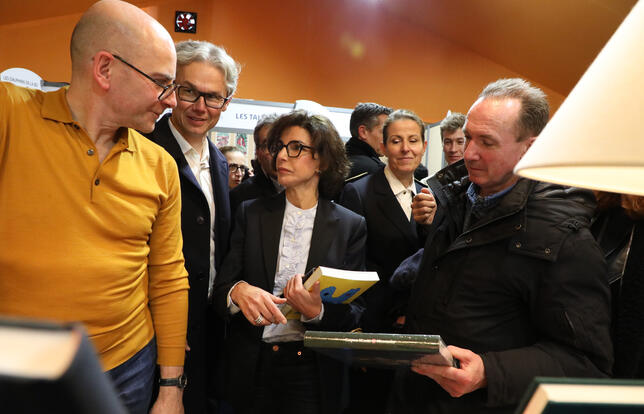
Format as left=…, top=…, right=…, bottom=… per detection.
left=303, top=330, right=456, bottom=368
left=281, top=266, right=379, bottom=319
left=515, top=377, right=644, bottom=414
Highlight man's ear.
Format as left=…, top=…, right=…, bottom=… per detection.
left=522, top=136, right=537, bottom=155
left=93, top=51, right=113, bottom=92
left=379, top=141, right=387, bottom=156
left=357, top=124, right=368, bottom=141
left=221, top=97, right=232, bottom=112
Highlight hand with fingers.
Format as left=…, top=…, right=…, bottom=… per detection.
left=284, top=273, right=322, bottom=320
left=411, top=345, right=487, bottom=398
left=412, top=188, right=437, bottom=225
left=230, top=281, right=288, bottom=326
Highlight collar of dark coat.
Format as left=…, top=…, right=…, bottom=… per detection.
left=429, top=159, right=468, bottom=188
left=250, top=162, right=273, bottom=188
left=345, top=136, right=381, bottom=158
left=149, top=114, right=229, bottom=195
left=437, top=177, right=595, bottom=262
left=370, top=168, right=421, bottom=246
left=414, top=178, right=428, bottom=189
left=442, top=178, right=533, bottom=236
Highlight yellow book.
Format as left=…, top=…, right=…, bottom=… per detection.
left=281, top=266, right=379, bottom=319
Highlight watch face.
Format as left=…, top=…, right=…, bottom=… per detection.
left=175, top=11, right=197, bottom=33
left=178, top=374, right=188, bottom=388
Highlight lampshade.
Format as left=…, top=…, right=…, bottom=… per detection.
left=514, top=0, right=644, bottom=196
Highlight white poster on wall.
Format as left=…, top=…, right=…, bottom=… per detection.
left=217, top=98, right=352, bottom=139
left=217, top=100, right=292, bottom=131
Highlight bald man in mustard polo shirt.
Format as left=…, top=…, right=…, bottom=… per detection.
left=0, top=1, right=189, bottom=413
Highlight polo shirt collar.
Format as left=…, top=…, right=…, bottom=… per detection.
left=41, top=86, right=73, bottom=124
left=40, top=86, right=133, bottom=152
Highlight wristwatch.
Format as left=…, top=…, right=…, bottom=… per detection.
left=159, top=374, right=188, bottom=389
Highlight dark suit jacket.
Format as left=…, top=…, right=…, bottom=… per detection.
left=229, top=164, right=281, bottom=218
left=389, top=160, right=469, bottom=292
left=213, top=193, right=367, bottom=414
left=345, top=137, right=385, bottom=179
left=145, top=114, right=231, bottom=413
left=338, top=167, right=426, bottom=332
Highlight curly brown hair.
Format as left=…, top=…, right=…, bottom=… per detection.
left=267, top=110, right=349, bottom=199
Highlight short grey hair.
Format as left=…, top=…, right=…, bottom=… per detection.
left=175, top=40, right=241, bottom=97
left=440, top=112, right=465, bottom=141
left=382, top=109, right=425, bottom=144
left=478, top=78, right=549, bottom=141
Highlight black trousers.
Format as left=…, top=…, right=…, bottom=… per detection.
left=239, top=340, right=321, bottom=414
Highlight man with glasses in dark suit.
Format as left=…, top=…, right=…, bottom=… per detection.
left=145, top=40, right=240, bottom=413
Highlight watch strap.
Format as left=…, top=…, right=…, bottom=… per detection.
left=158, top=374, right=187, bottom=389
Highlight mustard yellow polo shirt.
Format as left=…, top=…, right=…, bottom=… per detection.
left=0, top=82, right=189, bottom=370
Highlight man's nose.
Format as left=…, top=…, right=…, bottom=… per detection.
left=162, top=91, right=177, bottom=109
left=464, top=143, right=478, bottom=160
left=192, top=96, right=207, bottom=110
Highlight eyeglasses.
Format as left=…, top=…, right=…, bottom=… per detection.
left=177, top=86, right=230, bottom=109
left=113, top=55, right=178, bottom=101
left=256, top=142, right=269, bottom=152
left=269, top=140, right=315, bottom=158
left=228, top=163, right=248, bottom=174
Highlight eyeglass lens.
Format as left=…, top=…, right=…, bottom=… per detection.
left=229, top=163, right=247, bottom=173
left=271, top=141, right=312, bottom=158
left=177, top=86, right=227, bottom=109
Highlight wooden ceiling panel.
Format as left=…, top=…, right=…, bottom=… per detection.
left=0, top=0, right=153, bottom=25
left=1, top=0, right=637, bottom=96
left=383, top=0, right=637, bottom=94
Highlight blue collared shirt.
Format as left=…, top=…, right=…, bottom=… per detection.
left=466, top=182, right=516, bottom=212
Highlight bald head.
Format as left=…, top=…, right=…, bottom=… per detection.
left=65, top=0, right=177, bottom=136
left=70, top=0, right=174, bottom=74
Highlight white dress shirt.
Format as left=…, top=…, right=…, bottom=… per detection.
left=384, top=165, right=417, bottom=220
left=227, top=198, right=323, bottom=342
left=168, top=118, right=217, bottom=299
